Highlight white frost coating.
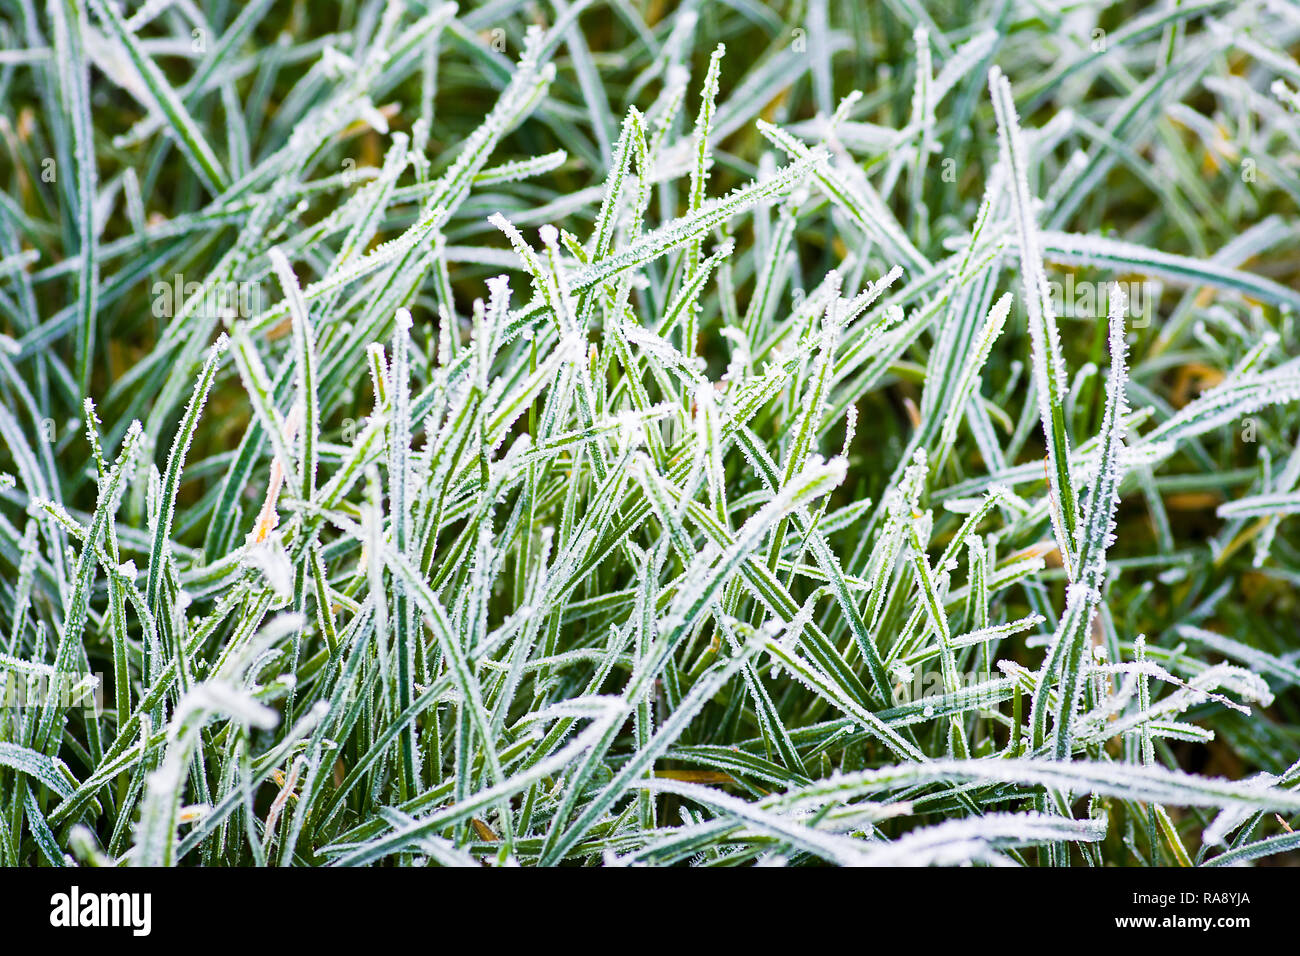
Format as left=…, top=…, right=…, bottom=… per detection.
left=11, top=0, right=1300, bottom=872
left=990, top=66, right=1077, bottom=580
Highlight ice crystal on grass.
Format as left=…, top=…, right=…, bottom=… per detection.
left=1, top=0, right=1299, bottom=869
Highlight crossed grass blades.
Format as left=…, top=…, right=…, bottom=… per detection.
left=1, top=0, right=1299, bottom=867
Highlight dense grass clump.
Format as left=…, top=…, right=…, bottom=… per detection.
left=1, top=0, right=1300, bottom=867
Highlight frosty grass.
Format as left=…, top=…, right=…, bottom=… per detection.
left=2, top=0, right=1300, bottom=866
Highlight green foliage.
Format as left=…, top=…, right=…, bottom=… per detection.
left=1, top=0, right=1299, bottom=866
